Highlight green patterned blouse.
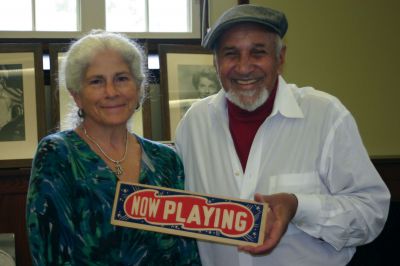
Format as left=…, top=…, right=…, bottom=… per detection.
left=26, top=130, right=201, bottom=266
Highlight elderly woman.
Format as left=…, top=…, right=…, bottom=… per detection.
left=26, top=30, right=200, bottom=265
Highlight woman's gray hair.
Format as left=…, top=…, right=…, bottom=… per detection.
left=59, top=29, right=148, bottom=129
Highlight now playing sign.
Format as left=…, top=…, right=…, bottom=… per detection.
left=111, top=182, right=267, bottom=246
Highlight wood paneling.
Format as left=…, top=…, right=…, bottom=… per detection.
left=0, top=168, right=31, bottom=266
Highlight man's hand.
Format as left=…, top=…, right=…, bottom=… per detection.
left=238, top=193, right=298, bottom=255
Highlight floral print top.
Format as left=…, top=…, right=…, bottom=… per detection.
left=26, top=130, right=201, bottom=266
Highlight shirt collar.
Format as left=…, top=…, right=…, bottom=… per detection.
left=272, top=76, right=304, bottom=118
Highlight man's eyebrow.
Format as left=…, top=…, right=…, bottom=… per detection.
left=220, top=46, right=236, bottom=51
left=220, top=43, right=268, bottom=50
left=253, top=43, right=268, bottom=48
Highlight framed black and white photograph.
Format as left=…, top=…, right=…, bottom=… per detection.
left=49, top=43, right=148, bottom=137
left=0, top=44, right=46, bottom=168
left=158, top=44, right=219, bottom=140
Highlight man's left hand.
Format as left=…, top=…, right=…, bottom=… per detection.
left=238, top=192, right=298, bottom=255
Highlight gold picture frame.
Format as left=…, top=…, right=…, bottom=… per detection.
left=158, top=44, right=218, bottom=141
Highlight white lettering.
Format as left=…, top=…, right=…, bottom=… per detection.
left=234, top=212, right=247, bottom=231
left=139, top=197, right=148, bottom=216
left=148, top=198, right=160, bottom=218
left=186, top=205, right=201, bottom=225
left=202, top=206, right=215, bottom=226
left=175, top=202, right=186, bottom=223
left=221, top=209, right=234, bottom=229
left=214, top=208, right=221, bottom=227
left=130, top=196, right=141, bottom=215
left=163, top=200, right=176, bottom=219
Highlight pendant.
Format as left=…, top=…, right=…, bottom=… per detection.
left=115, top=162, right=124, bottom=177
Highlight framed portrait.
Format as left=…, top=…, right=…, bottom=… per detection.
left=0, top=44, right=46, bottom=168
left=48, top=43, right=150, bottom=137
left=158, top=44, right=219, bottom=140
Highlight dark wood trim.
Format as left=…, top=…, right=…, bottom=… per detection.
left=0, top=169, right=31, bottom=266
left=1, top=38, right=201, bottom=54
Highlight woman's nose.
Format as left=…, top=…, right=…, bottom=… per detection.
left=104, top=81, right=119, bottom=96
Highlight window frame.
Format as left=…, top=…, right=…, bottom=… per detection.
left=0, top=0, right=201, bottom=39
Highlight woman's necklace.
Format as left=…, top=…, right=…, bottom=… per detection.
left=82, top=127, right=129, bottom=177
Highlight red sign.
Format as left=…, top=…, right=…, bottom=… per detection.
left=112, top=182, right=267, bottom=246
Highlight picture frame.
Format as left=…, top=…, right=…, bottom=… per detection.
left=0, top=43, right=46, bottom=168
left=158, top=44, right=219, bottom=140
left=48, top=43, right=151, bottom=138
left=48, top=43, right=69, bottom=133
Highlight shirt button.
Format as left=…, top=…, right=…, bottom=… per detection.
left=234, top=171, right=240, bottom=176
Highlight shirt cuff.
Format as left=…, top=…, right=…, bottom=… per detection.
left=292, top=193, right=322, bottom=226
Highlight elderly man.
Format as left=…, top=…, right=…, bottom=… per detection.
left=175, top=4, right=390, bottom=266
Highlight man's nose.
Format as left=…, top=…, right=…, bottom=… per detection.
left=236, top=55, right=253, bottom=74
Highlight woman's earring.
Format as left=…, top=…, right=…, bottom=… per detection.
left=78, top=108, right=85, bottom=118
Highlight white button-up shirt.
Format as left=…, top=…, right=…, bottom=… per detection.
left=175, top=76, right=390, bottom=266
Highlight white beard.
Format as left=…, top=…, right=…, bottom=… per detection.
left=225, top=88, right=269, bottom=111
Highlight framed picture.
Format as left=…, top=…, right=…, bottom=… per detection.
left=158, top=44, right=219, bottom=140
left=48, top=43, right=69, bottom=133
left=48, top=43, right=151, bottom=138
left=0, top=44, right=46, bottom=168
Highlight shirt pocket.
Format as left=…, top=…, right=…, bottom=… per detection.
left=265, top=172, right=321, bottom=194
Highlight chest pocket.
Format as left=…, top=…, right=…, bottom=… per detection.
left=266, top=172, right=321, bottom=194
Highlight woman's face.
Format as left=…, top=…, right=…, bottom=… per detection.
left=197, top=76, right=218, bottom=98
left=73, top=49, right=139, bottom=128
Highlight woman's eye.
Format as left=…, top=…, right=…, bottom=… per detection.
left=115, top=75, right=132, bottom=84
left=117, top=76, right=128, bottom=82
left=89, top=78, right=103, bottom=85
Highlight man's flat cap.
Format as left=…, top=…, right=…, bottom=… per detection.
left=202, top=4, right=288, bottom=50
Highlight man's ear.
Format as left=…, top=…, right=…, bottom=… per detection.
left=213, top=55, right=223, bottom=86
left=213, top=54, right=219, bottom=75
left=278, top=45, right=287, bottom=74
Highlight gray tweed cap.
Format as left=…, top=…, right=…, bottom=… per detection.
left=202, top=4, right=288, bottom=50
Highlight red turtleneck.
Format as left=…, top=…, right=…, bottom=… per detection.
left=227, top=85, right=277, bottom=171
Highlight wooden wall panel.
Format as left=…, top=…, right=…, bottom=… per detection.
left=0, top=169, right=31, bottom=266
